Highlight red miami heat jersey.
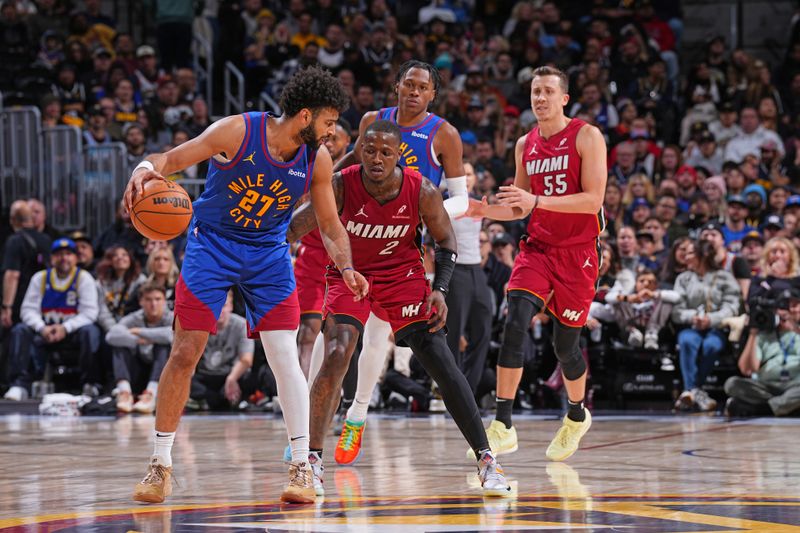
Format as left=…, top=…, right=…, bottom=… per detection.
left=522, top=118, right=605, bottom=247
left=338, top=164, right=423, bottom=277
left=300, top=228, right=323, bottom=249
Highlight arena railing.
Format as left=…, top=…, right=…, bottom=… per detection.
left=192, top=33, right=213, bottom=116
left=83, top=143, right=129, bottom=238
left=41, top=125, right=84, bottom=231
left=0, top=106, right=43, bottom=211
left=224, top=61, right=245, bottom=117
left=259, top=91, right=280, bottom=115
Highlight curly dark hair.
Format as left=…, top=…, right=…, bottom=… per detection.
left=396, top=60, right=442, bottom=98
left=279, top=66, right=350, bottom=117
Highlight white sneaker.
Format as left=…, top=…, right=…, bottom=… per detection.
left=693, top=388, right=717, bottom=412
left=660, top=356, right=675, bottom=372
left=4, top=386, right=28, bottom=401
left=674, top=390, right=694, bottom=411
left=308, top=452, right=325, bottom=496
left=627, top=328, right=644, bottom=348
left=477, top=451, right=512, bottom=497
left=644, top=331, right=659, bottom=350
left=133, top=391, right=156, bottom=414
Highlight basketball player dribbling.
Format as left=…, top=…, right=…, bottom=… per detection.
left=324, top=60, right=471, bottom=466
left=467, top=66, right=607, bottom=461
left=122, top=66, right=368, bottom=504
left=287, top=120, right=511, bottom=497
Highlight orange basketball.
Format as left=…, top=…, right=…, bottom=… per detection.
left=130, top=179, right=193, bottom=240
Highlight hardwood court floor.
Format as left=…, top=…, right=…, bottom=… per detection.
left=1, top=412, right=799, bottom=531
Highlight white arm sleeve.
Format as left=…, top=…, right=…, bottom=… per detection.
left=442, top=176, right=468, bottom=218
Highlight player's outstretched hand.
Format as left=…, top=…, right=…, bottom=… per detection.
left=497, top=185, right=537, bottom=214
left=465, top=196, right=488, bottom=219
left=426, top=290, right=448, bottom=333
left=124, top=167, right=166, bottom=213
left=343, top=269, right=369, bottom=301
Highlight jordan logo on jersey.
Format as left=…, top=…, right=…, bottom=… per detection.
left=226, top=175, right=293, bottom=228
left=242, top=152, right=256, bottom=165
left=356, top=205, right=368, bottom=218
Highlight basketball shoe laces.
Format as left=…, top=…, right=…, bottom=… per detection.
left=141, top=463, right=173, bottom=487
left=340, top=421, right=361, bottom=451
left=288, top=462, right=312, bottom=486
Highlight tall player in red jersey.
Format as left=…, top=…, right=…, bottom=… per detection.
left=467, top=66, right=607, bottom=461
left=287, top=120, right=511, bottom=497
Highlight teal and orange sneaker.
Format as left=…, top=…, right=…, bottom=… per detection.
left=334, top=419, right=365, bottom=465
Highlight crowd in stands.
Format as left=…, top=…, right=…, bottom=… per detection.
left=1, top=0, right=800, bottom=418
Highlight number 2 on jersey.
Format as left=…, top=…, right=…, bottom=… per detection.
left=379, top=240, right=399, bottom=255
left=542, top=173, right=567, bottom=196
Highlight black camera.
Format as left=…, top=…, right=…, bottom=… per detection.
left=750, top=289, right=795, bottom=332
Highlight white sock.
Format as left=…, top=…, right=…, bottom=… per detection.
left=307, top=332, right=325, bottom=386
left=152, top=430, right=175, bottom=467
left=348, top=313, right=392, bottom=421
left=260, top=330, right=310, bottom=463
left=146, top=381, right=158, bottom=395
left=347, top=399, right=370, bottom=422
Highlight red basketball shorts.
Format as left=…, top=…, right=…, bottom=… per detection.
left=323, top=265, right=432, bottom=342
left=294, top=241, right=329, bottom=318
left=507, top=238, right=600, bottom=327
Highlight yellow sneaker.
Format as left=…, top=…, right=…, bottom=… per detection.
left=280, top=461, right=316, bottom=504
left=545, top=410, right=592, bottom=462
left=133, top=458, right=173, bottom=503
left=466, top=420, right=518, bottom=459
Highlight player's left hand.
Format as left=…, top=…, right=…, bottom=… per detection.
left=497, top=185, right=537, bottom=214
left=343, top=269, right=369, bottom=301
left=427, top=290, right=448, bottom=332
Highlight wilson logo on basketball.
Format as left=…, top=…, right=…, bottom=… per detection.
left=153, top=196, right=191, bottom=209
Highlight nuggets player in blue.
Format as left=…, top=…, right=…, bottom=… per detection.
left=123, top=67, right=368, bottom=505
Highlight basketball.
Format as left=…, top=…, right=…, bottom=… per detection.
left=130, top=179, right=193, bottom=240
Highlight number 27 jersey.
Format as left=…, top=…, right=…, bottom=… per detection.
left=522, top=118, right=605, bottom=247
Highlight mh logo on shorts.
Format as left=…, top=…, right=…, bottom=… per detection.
left=401, top=302, right=422, bottom=317
left=562, top=308, right=584, bottom=322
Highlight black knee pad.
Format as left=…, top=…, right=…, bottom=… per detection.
left=552, top=321, right=586, bottom=380
left=498, top=294, right=540, bottom=369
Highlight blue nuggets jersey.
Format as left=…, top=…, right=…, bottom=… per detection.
left=377, top=107, right=445, bottom=186
left=41, top=267, right=80, bottom=325
left=192, top=111, right=316, bottom=245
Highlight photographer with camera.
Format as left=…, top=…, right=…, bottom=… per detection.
left=672, top=240, right=742, bottom=412
left=724, top=238, right=800, bottom=416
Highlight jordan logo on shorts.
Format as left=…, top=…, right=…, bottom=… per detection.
left=356, top=204, right=368, bottom=218
left=582, top=257, right=592, bottom=269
